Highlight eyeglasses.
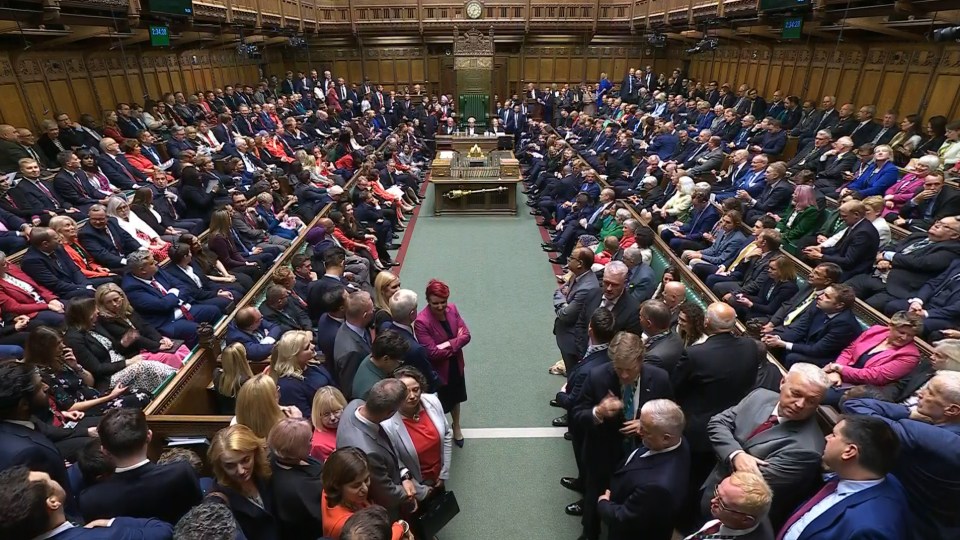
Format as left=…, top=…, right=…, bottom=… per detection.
left=713, top=485, right=754, bottom=518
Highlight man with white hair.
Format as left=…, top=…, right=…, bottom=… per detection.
left=382, top=289, right=441, bottom=392
left=622, top=246, right=655, bottom=303
left=584, top=261, right=641, bottom=336
left=689, top=471, right=774, bottom=540
left=701, top=363, right=830, bottom=529
left=844, top=371, right=960, bottom=540
left=597, top=399, right=690, bottom=540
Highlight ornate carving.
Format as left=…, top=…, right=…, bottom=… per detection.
left=193, top=2, right=228, bottom=19
left=453, top=26, right=494, bottom=56
left=0, top=59, right=15, bottom=81
left=454, top=56, right=493, bottom=70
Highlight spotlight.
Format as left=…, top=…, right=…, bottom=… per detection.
left=932, top=26, right=960, bottom=43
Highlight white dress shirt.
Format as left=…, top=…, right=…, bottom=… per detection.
left=782, top=478, right=885, bottom=540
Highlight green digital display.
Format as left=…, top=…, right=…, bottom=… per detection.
left=782, top=17, right=803, bottom=40
left=150, top=25, right=170, bottom=47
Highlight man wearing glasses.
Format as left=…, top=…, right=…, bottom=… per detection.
left=686, top=471, right=774, bottom=540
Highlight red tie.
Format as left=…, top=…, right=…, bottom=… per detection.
left=151, top=279, right=194, bottom=321
left=746, top=415, right=779, bottom=440
left=776, top=478, right=840, bottom=540
left=35, top=181, right=60, bottom=209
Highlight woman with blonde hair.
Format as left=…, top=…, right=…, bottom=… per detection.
left=49, top=216, right=117, bottom=286
left=373, top=271, right=401, bottom=329
left=95, top=283, right=190, bottom=369
left=208, top=424, right=279, bottom=540
left=235, top=373, right=302, bottom=439
left=310, top=386, right=347, bottom=461
left=105, top=195, right=170, bottom=262
left=270, top=330, right=334, bottom=419
left=214, top=343, right=254, bottom=414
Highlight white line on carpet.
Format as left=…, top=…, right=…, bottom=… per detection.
left=459, top=427, right=567, bottom=438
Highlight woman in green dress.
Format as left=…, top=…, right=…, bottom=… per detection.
left=777, top=184, right=822, bottom=255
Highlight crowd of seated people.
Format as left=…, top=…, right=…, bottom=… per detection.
left=0, top=70, right=472, bottom=540
left=516, top=69, right=960, bottom=540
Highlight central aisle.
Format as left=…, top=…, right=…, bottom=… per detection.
left=396, top=185, right=580, bottom=539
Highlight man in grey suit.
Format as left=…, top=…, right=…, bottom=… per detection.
left=701, top=363, right=830, bottom=529
left=623, top=247, right=656, bottom=303
left=333, top=290, right=374, bottom=398
left=554, top=247, right=602, bottom=373
left=336, top=378, right=416, bottom=520
left=684, top=136, right=725, bottom=177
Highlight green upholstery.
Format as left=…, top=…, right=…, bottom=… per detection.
left=458, top=93, right=489, bottom=127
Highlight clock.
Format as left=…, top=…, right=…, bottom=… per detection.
left=465, top=0, right=483, bottom=19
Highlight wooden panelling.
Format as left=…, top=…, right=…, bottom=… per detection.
left=689, top=43, right=960, bottom=118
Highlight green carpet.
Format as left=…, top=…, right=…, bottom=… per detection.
left=397, top=183, right=579, bottom=539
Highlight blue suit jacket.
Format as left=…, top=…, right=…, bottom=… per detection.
left=0, top=420, right=72, bottom=500
left=316, top=313, right=343, bottom=366
left=647, top=132, right=679, bottom=161
left=786, top=474, right=910, bottom=540
left=77, top=219, right=142, bottom=270
left=843, top=399, right=960, bottom=540
left=777, top=307, right=862, bottom=361
left=225, top=321, right=282, bottom=362
left=738, top=170, right=768, bottom=199
left=847, top=160, right=899, bottom=197
left=380, top=321, right=441, bottom=393
left=97, top=153, right=144, bottom=189
left=48, top=518, right=173, bottom=539
left=679, top=204, right=720, bottom=240
left=556, top=347, right=610, bottom=409
left=914, top=258, right=960, bottom=321
left=121, top=273, right=185, bottom=329
left=21, top=246, right=91, bottom=296
left=699, top=229, right=748, bottom=266
left=164, top=264, right=220, bottom=303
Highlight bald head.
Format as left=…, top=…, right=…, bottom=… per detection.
left=318, top=217, right=335, bottom=233
left=0, top=124, right=16, bottom=141
left=662, top=281, right=686, bottom=310
left=705, top=302, right=737, bottom=334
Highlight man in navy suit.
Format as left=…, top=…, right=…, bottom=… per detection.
left=572, top=331, right=672, bottom=540
left=224, top=306, right=282, bottom=362
left=776, top=415, right=909, bottom=540
left=316, top=287, right=347, bottom=364
left=383, top=289, right=442, bottom=392
left=96, top=138, right=142, bottom=189
left=763, top=284, right=862, bottom=368
left=77, top=206, right=141, bottom=272
left=0, top=204, right=30, bottom=253
left=260, top=284, right=312, bottom=334
left=0, top=465, right=172, bottom=539
left=884, top=257, right=960, bottom=339
left=803, top=200, right=880, bottom=281
left=20, top=227, right=95, bottom=299
left=121, top=251, right=220, bottom=347
left=52, top=151, right=104, bottom=215
left=661, top=193, right=720, bottom=250
left=0, top=362, right=74, bottom=505
left=164, top=127, right=196, bottom=160
left=8, top=158, right=80, bottom=224
left=844, top=374, right=960, bottom=540
left=598, top=399, right=690, bottom=540
left=164, top=242, right=233, bottom=313
left=79, top=409, right=202, bottom=526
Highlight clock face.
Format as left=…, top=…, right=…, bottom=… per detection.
left=466, top=1, right=482, bottom=18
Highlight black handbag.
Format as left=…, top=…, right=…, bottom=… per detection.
left=412, top=489, right=460, bottom=539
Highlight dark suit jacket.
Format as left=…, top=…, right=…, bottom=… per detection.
left=306, top=274, right=346, bottom=321
left=165, top=263, right=222, bottom=304
left=381, top=320, right=441, bottom=392
left=20, top=246, right=91, bottom=296
left=269, top=456, right=324, bottom=540
left=644, top=331, right=685, bottom=376
left=64, top=325, right=131, bottom=390
left=9, top=177, right=72, bottom=214
left=913, top=258, right=960, bottom=321
left=225, top=321, right=283, bottom=362
left=821, top=218, right=881, bottom=281
left=783, top=474, right=909, bottom=540
left=120, top=272, right=186, bottom=329
left=79, top=461, right=202, bottom=525
left=572, top=363, right=673, bottom=476
left=97, top=153, right=144, bottom=189
left=46, top=518, right=173, bottom=539
left=584, top=292, right=642, bottom=338
left=261, top=302, right=313, bottom=334
left=333, top=323, right=372, bottom=398
left=673, top=333, right=764, bottom=453
left=627, top=263, right=656, bottom=303
left=214, top=480, right=279, bottom=540
left=849, top=120, right=882, bottom=147
left=898, top=186, right=960, bottom=231
left=316, top=313, right=342, bottom=368
left=556, top=347, right=610, bottom=410
left=885, top=234, right=960, bottom=299
left=53, top=169, right=100, bottom=209
left=816, top=152, right=858, bottom=182
left=598, top=441, right=690, bottom=540
left=777, top=307, right=862, bottom=364
left=77, top=219, right=141, bottom=270
left=0, top=420, right=71, bottom=502
left=750, top=180, right=795, bottom=215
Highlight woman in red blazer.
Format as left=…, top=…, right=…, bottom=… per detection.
left=414, top=279, right=471, bottom=446
left=0, top=257, right=65, bottom=327
left=824, top=311, right=922, bottom=398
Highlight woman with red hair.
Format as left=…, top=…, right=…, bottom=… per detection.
left=413, top=279, right=471, bottom=446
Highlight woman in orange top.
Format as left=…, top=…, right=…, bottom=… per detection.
left=320, top=447, right=407, bottom=540
left=48, top=215, right=117, bottom=287
left=122, top=139, right=157, bottom=175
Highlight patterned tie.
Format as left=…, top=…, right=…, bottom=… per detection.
left=621, top=383, right=636, bottom=421
left=784, top=292, right=817, bottom=326
left=35, top=181, right=60, bottom=209
left=777, top=478, right=840, bottom=540
left=687, top=520, right=723, bottom=540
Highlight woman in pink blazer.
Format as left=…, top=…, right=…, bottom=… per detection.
left=414, top=279, right=471, bottom=446
left=823, top=312, right=922, bottom=405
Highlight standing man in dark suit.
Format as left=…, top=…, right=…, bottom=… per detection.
left=78, top=409, right=202, bottom=526
left=583, top=261, right=642, bottom=337
left=572, top=332, right=672, bottom=540
left=554, top=247, right=602, bottom=374
left=776, top=415, right=909, bottom=540
left=702, top=364, right=831, bottom=529
left=333, top=290, right=374, bottom=397
left=639, top=299, right=685, bottom=375
left=383, top=290, right=442, bottom=392
left=316, top=287, right=347, bottom=366
left=598, top=399, right=690, bottom=540
left=803, top=200, right=880, bottom=281
left=843, top=374, right=960, bottom=540
left=335, top=379, right=417, bottom=520
left=763, top=284, right=862, bottom=368
left=20, top=227, right=95, bottom=299
left=672, top=302, right=764, bottom=529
